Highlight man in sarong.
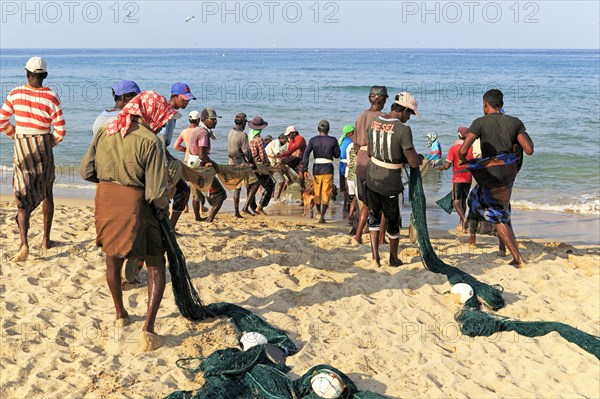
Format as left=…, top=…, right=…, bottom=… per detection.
left=0, top=57, right=66, bottom=261
left=80, top=91, right=176, bottom=351
left=459, top=89, right=534, bottom=268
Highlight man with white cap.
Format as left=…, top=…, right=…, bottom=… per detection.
left=278, top=125, right=307, bottom=192
left=366, top=91, right=423, bottom=267
left=92, top=80, right=141, bottom=137
left=0, top=56, right=66, bottom=261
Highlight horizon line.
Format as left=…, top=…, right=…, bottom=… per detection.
left=1, top=47, right=599, bottom=51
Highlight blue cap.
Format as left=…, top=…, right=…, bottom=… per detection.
left=112, top=80, right=141, bottom=96
left=171, top=82, right=196, bottom=100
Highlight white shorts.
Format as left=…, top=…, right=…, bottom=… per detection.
left=347, top=179, right=356, bottom=196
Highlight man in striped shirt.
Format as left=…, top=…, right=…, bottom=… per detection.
left=0, top=56, right=66, bottom=261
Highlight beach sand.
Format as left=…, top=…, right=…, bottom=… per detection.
left=0, top=198, right=599, bottom=398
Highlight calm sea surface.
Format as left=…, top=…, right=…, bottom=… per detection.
left=1, top=48, right=599, bottom=215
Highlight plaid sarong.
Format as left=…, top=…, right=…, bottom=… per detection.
left=13, top=134, right=55, bottom=211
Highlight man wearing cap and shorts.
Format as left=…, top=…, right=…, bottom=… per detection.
left=189, top=108, right=227, bottom=222
left=366, top=92, right=423, bottom=267
left=92, top=80, right=141, bottom=137
left=227, top=112, right=254, bottom=218
left=174, top=111, right=210, bottom=216
left=266, top=134, right=288, bottom=201
left=278, top=126, right=307, bottom=195
left=162, top=82, right=195, bottom=229
left=353, top=85, right=388, bottom=244
left=439, top=127, right=474, bottom=230
left=0, top=57, right=66, bottom=261
left=247, top=116, right=274, bottom=215
left=302, top=120, right=340, bottom=223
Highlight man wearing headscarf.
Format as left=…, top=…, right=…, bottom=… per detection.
left=338, top=125, right=355, bottom=215
left=80, top=91, right=176, bottom=352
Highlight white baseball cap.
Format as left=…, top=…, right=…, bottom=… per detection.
left=394, top=92, right=420, bottom=116
left=25, top=56, right=47, bottom=73
left=284, top=125, right=298, bottom=136
left=189, top=110, right=201, bottom=120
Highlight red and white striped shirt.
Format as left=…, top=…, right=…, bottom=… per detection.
left=0, top=85, right=66, bottom=143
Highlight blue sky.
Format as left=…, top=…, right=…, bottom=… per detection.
left=1, top=1, right=598, bottom=48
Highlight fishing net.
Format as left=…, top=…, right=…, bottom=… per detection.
left=408, top=167, right=506, bottom=310
left=435, top=191, right=454, bottom=214
left=160, top=216, right=389, bottom=398
left=409, top=166, right=600, bottom=359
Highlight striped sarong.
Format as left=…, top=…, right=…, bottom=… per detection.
left=13, top=134, right=55, bottom=211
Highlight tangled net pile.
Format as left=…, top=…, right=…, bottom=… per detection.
left=408, top=167, right=600, bottom=360
left=160, top=217, right=390, bottom=398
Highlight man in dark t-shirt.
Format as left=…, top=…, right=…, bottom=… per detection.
left=302, top=120, right=341, bottom=223
left=459, top=89, right=534, bottom=268
left=366, top=92, right=423, bottom=267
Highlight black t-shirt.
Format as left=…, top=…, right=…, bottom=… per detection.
left=468, top=113, right=526, bottom=158
left=366, top=116, right=414, bottom=196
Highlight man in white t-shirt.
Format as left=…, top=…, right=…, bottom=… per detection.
left=265, top=134, right=288, bottom=201
left=92, top=80, right=141, bottom=137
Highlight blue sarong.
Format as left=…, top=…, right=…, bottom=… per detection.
left=466, top=153, right=519, bottom=224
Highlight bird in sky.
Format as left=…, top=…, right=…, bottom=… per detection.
left=185, top=16, right=195, bottom=22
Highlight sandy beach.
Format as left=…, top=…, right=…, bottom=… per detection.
left=0, top=197, right=599, bottom=398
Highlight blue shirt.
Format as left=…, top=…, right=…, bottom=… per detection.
left=339, top=136, right=352, bottom=175
left=163, top=119, right=177, bottom=147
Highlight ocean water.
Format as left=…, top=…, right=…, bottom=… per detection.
left=1, top=48, right=599, bottom=215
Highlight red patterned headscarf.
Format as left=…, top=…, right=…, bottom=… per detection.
left=106, top=90, right=177, bottom=137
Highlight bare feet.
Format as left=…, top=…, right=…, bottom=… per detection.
left=509, top=259, right=526, bottom=268
left=497, top=250, right=508, bottom=257
left=115, top=316, right=131, bottom=328
left=242, top=209, right=255, bottom=217
left=195, top=217, right=207, bottom=222
left=41, top=238, right=55, bottom=249
left=370, top=259, right=381, bottom=268
left=140, top=331, right=161, bottom=352
left=235, top=212, right=244, bottom=219
left=12, top=245, right=29, bottom=262
left=202, top=205, right=209, bottom=213
left=353, top=236, right=363, bottom=244
left=318, top=218, right=326, bottom=224
left=389, top=256, right=403, bottom=267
